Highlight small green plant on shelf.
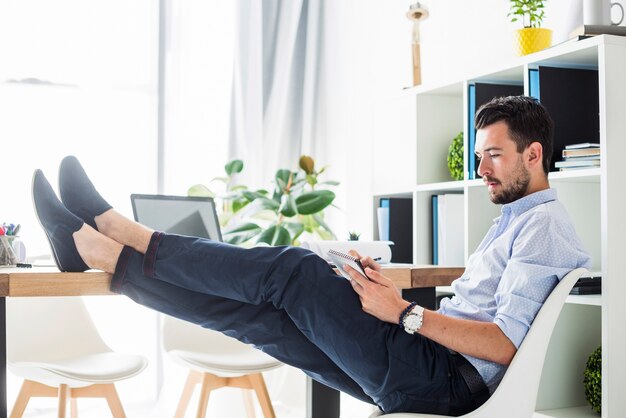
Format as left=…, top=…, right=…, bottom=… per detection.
left=348, top=231, right=361, bottom=241
left=584, top=345, right=601, bottom=413
left=447, top=131, right=464, bottom=181
left=507, top=0, right=546, bottom=28
left=188, top=156, right=339, bottom=247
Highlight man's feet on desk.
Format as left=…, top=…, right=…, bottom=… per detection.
left=32, top=169, right=89, bottom=272
left=59, top=155, right=112, bottom=230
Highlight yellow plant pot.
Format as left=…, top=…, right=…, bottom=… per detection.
left=514, top=28, right=552, bottom=56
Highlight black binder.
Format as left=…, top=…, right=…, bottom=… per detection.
left=379, top=198, right=413, bottom=263
left=537, top=66, right=600, bottom=171
left=468, top=83, right=524, bottom=178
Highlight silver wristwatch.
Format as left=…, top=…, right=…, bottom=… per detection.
left=402, top=304, right=425, bottom=334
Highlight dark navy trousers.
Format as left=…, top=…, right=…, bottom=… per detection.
left=110, top=232, right=475, bottom=415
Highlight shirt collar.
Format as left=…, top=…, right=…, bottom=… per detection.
left=501, top=188, right=557, bottom=217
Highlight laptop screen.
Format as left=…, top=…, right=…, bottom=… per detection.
left=130, top=194, right=222, bottom=242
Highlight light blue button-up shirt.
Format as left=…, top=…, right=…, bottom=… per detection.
left=437, top=188, right=592, bottom=393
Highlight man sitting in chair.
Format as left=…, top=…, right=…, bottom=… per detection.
left=32, top=96, right=591, bottom=416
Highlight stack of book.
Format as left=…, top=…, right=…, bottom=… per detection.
left=569, top=273, right=601, bottom=295
left=555, top=143, right=600, bottom=171
left=569, top=24, right=626, bottom=38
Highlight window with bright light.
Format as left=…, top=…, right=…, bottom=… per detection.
left=162, top=1, right=234, bottom=196
left=0, top=0, right=233, bottom=413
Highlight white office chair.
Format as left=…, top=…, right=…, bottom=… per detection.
left=369, top=268, right=588, bottom=418
left=161, top=314, right=283, bottom=418
left=6, top=296, right=148, bottom=418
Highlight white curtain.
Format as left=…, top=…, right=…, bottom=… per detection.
left=228, top=0, right=339, bottom=189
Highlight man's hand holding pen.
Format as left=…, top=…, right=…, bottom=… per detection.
left=344, top=250, right=408, bottom=324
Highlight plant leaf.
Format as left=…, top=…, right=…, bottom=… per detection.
left=315, top=228, right=335, bottom=241
left=242, top=190, right=268, bottom=202
left=301, top=214, right=316, bottom=233
left=295, top=190, right=335, bottom=215
left=313, top=213, right=337, bottom=239
left=188, top=184, right=215, bottom=198
left=231, top=198, right=249, bottom=213
left=210, top=176, right=229, bottom=184
left=249, top=209, right=278, bottom=222
left=283, top=222, right=305, bottom=241
left=275, top=169, right=293, bottom=192
left=238, top=198, right=280, bottom=218
left=279, top=194, right=298, bottom=217
left=257, top=225, right=292, bottom=246
left=225, top=160, right=244, bottom=176
left=223, top=222, right=262, bottom=245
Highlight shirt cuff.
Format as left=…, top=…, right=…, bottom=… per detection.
left=494, top=315, right=528, bottom=348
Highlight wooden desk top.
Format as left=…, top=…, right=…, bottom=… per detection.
left=0, top=268, right=115, bottom=297
left=0, top=265, right=463, bottom=297
left=381, top=265, right=462, bottom=289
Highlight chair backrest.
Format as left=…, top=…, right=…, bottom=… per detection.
left=161, top=314, right=259, bottom=356
left=466, top=268, right=588, bottom=418
left=6, top=296, right=112, bottom=363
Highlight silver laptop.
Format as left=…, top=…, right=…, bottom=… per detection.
left=130, top=194, right=222, bottom=242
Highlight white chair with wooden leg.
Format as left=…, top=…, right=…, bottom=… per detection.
left=6, top=296, right=148, bottom=418
left=368, top=268, right=588, bottom=418
left=162, top=314, right=283, bottom=418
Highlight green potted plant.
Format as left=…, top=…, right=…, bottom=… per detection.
left=188, top=156, right=339, bottom=247
left=447, top=132, right=464, bottom=181
left=508, top=0, right=552, bottom=55
left=584, top=346, right=602, bottom=413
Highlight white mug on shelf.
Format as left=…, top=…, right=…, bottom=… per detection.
left=584, top=0, right=625, bottom=25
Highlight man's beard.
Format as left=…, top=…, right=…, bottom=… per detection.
left=485, top=161, right=531, bottom=205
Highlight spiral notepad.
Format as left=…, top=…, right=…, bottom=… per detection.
left=327, top=249, right=368, bottom=280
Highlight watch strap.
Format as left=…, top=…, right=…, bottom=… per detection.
left=399, top=301, right=418, bottom=328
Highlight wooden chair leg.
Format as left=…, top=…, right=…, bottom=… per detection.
left=70, top=397, right=78, bottom=418
left=57, top=384, right=69, bottom=418
left=9, top=380, right=36, bottom=418
left=103, top=384, right=126, bottom=418
left=195, top=373, right=215, bottom=418
left=174, top=370, right=201, bottom=418
left=248, top=374, right=276, bottom=418
left=10, top=381, right=128, bottom=418
left=242, top=390, right=256, bottom=418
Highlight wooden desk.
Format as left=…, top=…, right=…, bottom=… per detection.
left=0, top=268, right=114, bottom=297
left=0, top=265, right=463, bottom=418
left=0, top=265, right=462, bottom=296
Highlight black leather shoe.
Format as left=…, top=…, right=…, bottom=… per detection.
left=59, top=155, right=112, bottom=230
left=32, top=169, right=89, bottom=272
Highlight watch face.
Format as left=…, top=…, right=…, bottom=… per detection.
left=405, top=314, right=421, bottom=329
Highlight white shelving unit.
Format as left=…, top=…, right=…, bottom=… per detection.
left=372, top=35, right=626, bottom=417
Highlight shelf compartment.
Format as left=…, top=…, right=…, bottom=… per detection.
left=566, top=294, right=601, bottom=306
left=415, top=180, right=464, bottom=193
left=415, top=94, right=464, bottom=185
left=549, top=168, right=600, bottom=182
left=534, top=406, right=597, bottom=418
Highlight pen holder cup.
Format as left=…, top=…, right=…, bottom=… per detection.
left=0, top=236, right=19, bottom=266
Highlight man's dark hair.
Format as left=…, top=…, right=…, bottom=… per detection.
left=475, top=95, right=554, bottom=175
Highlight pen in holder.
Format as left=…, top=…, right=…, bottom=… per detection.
left=0, top=236, right=19, bottom=266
